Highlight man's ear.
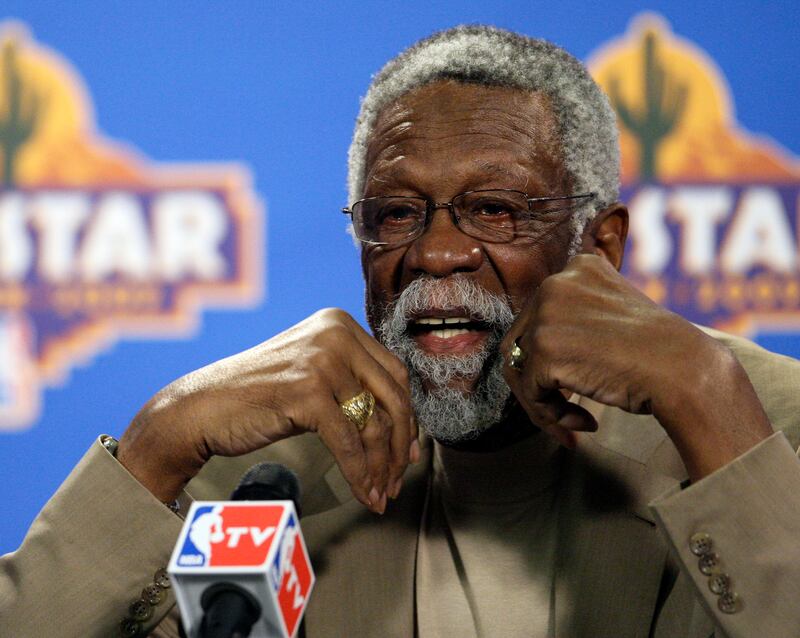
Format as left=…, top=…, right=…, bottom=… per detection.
left=580, top=203, right=628, bottom=271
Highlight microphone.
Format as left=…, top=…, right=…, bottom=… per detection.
left=231, top=465, right=302, bottom=506
left=169, top=463, right=315, bottom=638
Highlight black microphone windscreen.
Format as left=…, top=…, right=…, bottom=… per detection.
left=230, top=462, right=301, bottom=511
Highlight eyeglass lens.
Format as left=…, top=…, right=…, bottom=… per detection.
left=353, top=190, right=585, bottom=245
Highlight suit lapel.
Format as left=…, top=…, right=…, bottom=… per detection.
left=554, top=398, right=682, bottom=637
left=302, top=444, right=432, bottom=637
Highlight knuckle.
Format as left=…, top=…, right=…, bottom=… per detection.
left=568, top=254, right=602, bottom=280
left=347, top=461, right=370, bottom=486
left=309, top=346, right=335, bottom=371
left=382, top=379, right=410, bottom=412
left=336, top=430, right=363, bottom=458
left=392, top=382, right=412, bottom=410
left=527, top=325, right=547, bottom=354
left=314, top=308, right=356, bottom=336
left=536, top=296, right=558, bottom=324
left=359, top=406, right=391, bottom=444
left=537, top=275, right=559, bottom=298
left=372, top=457, right=389, bottom=478
left=393, top=363, right=410, bottom=388
left=363, top=421, right=389, bottom=444
left=313, top=325, right=350, bottom=351
left=378, top=410, right=396, bottom=434
left=571, top=253, right=594, bottom=266
left=535, top=321, right=558, bottom=345
left=301, top=370, right=326, bottom=397
left=570, top=253, right=597, bottom=271
left=317, top=307, right=349, bottom=322
left=361, top=428, right=380, bottom=445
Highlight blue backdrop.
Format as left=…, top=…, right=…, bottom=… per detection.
left=2, top=1, right=799, bottom=552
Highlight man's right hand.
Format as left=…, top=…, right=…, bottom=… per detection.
left=116, top=308, right=417, bottom=513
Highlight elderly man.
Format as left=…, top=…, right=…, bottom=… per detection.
left=3, top=26, right=800, bottom=638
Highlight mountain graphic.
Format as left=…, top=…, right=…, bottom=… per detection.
left=0, top=22, right=148, bottom=187
left=588, top=13, right=800, bottom=185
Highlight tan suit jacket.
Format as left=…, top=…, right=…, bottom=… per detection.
left=2, top=327, right=800, bottom=637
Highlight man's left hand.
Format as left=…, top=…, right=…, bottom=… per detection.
left=501, top=254, right=773, bottom=480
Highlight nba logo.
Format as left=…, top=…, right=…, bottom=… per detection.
left=176, top=504, right=285, bottom=567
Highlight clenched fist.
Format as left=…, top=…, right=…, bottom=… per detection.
left=501, top=254, right=773, bottom=481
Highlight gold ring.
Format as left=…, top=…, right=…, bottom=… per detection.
left=340, top=390, right=376, bottom=431
left=508, top=338, right=527, bottom=370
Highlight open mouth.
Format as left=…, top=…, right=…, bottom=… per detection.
left=407, top=314, right=491, bottom=354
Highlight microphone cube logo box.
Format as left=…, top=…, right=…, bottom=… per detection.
left=169, top=501, right=314, bottom=638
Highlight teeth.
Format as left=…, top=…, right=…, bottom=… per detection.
left=415, top=316, right=471, bottom=326
left=430, top=328, right=470, bottom=338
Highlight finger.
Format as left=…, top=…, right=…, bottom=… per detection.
left=505, top=364, right=598, bottom=450
left=334, top=359, right=400, bottom=510
left=346, top=342, right=413, bottom=496
left=556, top=405, right=598, bottom=432
left=529, top=390, right=597, bottom=431
left=521, top=388, right=598, bottom=432
left=383, top=401, right=411, bottom=500
left=346, top=321, right=417, bottom=457
left=350, top=363, right=410, bottom=499
left=360, top=406, right=393, bottom=510
left=314, top=395, right=377, bottom=511
left=334, top=381, right=389, bottom=509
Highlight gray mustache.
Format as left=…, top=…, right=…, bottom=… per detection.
left=379, top=275, right=515, bottom=341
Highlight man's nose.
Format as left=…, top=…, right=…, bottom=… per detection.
left=404, top=207, right=483, bottom=277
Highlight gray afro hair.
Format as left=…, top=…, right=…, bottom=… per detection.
left=347, top=25, right=620, bottom=239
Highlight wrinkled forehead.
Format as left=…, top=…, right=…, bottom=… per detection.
left=364, top=80, right=572, bottom=193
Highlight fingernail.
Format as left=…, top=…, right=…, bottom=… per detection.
left=410, top=439, right=421, bottom=464
left=391, top=477, right=403, bottom=499
left=369, top=487, right=380, bottom=507
left=387, top=478, right=397, bottom=499
left=380, top=491, right=387, bottom=513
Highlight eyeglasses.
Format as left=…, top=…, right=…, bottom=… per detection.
left=342, top=189, right=596, bottom=247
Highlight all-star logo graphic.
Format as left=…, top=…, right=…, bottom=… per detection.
left=0, top=23, right=263, bottom=430
left=589, top=14, right=800, bottom=335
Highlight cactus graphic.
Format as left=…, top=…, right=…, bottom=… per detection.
left=0, top=39, right=41, bottom=187
left=609, top=31, right=687, bottom=181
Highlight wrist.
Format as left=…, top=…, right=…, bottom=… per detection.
left=653, top=339, right=772, bottom=480
left=101, top=435, right=182, bottom=513
left=117, top=393, right=206, bottom=503
left=117, top=434, right=194, bottom=503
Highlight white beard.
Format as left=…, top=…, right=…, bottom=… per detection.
left=376, top=275, right=514, bottom=444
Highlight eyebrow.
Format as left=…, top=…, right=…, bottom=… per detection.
left=469, top=160, right=531, bottom=185
left=369, top=158, right=535, bottom=193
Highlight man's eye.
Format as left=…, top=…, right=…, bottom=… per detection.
left=473, top=200, right=515, bottom=217
left=378, top=204, right=419, bottom=223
